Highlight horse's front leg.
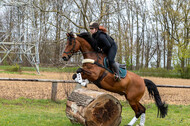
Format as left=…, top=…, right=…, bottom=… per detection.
left=72, top=68, right=91, bottom=87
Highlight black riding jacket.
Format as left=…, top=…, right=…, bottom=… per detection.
left=92, top=30, right=116, bottom=54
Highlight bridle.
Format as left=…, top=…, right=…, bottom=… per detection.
left=63, top=37, right=77, bottom=55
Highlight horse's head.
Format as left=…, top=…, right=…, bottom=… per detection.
left=62, top=32, right=80, bottom=61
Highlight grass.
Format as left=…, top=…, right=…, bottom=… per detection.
left=0, top=65, right=79, bottom=74
left=0, top=70, right=36, bottom=75
left=0, top=98, right=80, bottom=126
left=0, top=98, right=189, bottom=126
left=120, top=103, right=190, bottom=126
left=21, top=66, right=79, bottom=73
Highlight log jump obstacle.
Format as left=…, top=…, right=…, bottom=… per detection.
left=66, top=88, right=122, bottom=126
left=0, top=78, right=189, bottom=102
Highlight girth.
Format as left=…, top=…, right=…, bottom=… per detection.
left=93, top=71, right=107, bottom=89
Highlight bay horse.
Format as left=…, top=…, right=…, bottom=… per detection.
left=62, top=32, right=168, bottom=126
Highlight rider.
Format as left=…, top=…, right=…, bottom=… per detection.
left=89, top=21, right=121, bottom=81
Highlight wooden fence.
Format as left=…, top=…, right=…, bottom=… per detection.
left=0, top=78, right=75, bottom=101
left=0, top=78, right=189, bottom=101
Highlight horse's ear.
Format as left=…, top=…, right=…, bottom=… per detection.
left=66, top=33, right=70, bottom=37
left=66, top=32, right=77, bottom=38
left=69, top=32, right=77, bottom=38
left=69, top=32, right=74, bottom=37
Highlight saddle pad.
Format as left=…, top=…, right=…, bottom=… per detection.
left=103, top=57, right=127, bottom=78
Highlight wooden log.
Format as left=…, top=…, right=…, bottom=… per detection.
left=66, top=88, right=122, bottom=126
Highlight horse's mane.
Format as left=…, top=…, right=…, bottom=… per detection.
left=77, top=32, right=97, bottom=51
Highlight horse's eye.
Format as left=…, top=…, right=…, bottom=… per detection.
left=67, top=37, right=72, bottom=45
left=69, top=41, right=72, bottom=45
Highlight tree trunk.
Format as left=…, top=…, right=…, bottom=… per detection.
left=54, top=1, right=62, bottom=65
left=136, top=9, right=140, bottom=70
left=66, top=88, right=122, bottom=126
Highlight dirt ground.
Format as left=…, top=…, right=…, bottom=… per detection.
left=0, top=71, right=189, bottom=105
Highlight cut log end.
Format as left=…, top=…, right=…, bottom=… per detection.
left=66, top=88, right=122, bottom=126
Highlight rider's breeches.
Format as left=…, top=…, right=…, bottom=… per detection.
left=107, top=44, right=117, bottom=65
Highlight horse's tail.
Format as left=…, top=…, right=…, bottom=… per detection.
left=144, top=79, right=168, bottom=118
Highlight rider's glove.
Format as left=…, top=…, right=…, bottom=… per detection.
left=97, top=47, right=103, bottom=53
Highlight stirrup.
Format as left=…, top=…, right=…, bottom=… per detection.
left=114, top=74, right=121, bottom=82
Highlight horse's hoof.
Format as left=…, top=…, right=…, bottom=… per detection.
left=72, top=74, right=77, bottom=80
left=76, top=68, right=83, bottom=73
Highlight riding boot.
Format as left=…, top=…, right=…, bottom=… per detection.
left=111, top=62, right=121, bottom=82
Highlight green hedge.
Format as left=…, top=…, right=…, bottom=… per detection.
left=134, top=68, right=186, bottom=78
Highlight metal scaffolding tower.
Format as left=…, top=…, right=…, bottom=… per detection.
left=1, top=1, right=40, bottom=74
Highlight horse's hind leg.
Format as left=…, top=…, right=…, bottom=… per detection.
left=127, top=100, right=146, bottom=126
left=127, top=101, right=138, bottom=126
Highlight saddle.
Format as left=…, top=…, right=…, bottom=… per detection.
left=103, top=57, right=127, bottom=78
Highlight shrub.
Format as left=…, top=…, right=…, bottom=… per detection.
left=174, top=64, right=190, bottom=79
left=6, top=64, right=22, bottom=73
left=136, top=68, right=181, bottom=78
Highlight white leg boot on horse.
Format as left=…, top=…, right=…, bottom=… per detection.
left=127, top=116, right=138, bottom=126
left=73, top=73, right=89, bottom=87
left=127, top=113, right=145, bottom=126
left=139, top=113, right=146, bottom=126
